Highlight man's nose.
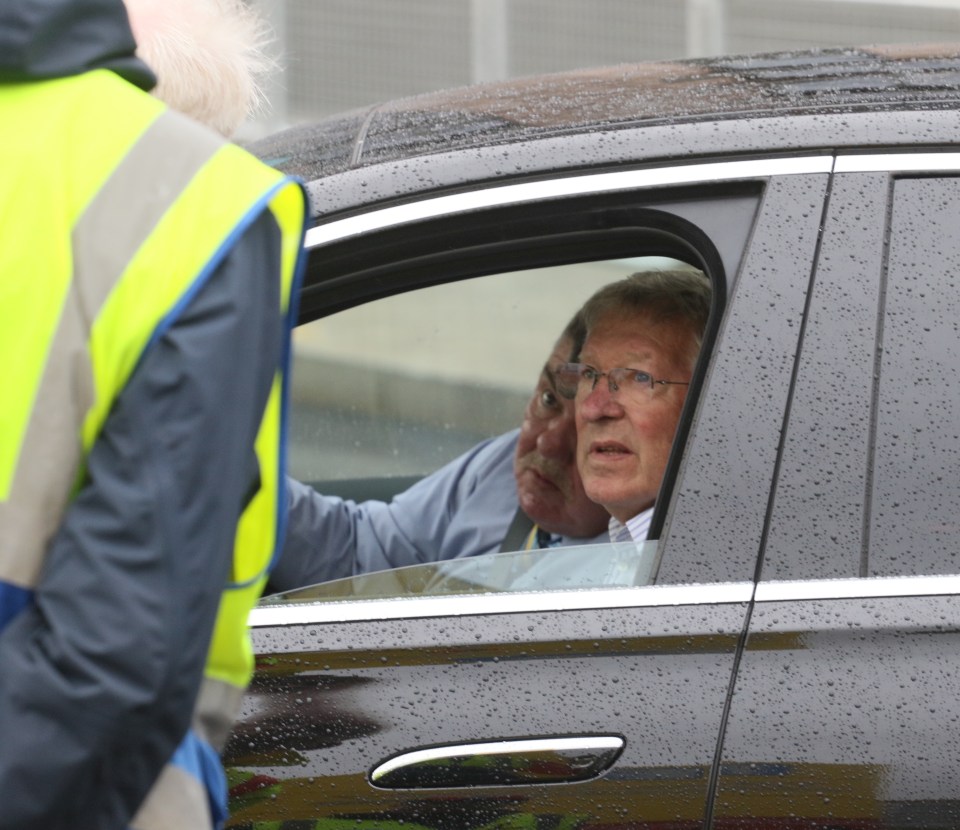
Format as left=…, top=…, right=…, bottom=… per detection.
left=578, top=380, right=623, bottom=421
left=537, top=411, right=575, bottom=459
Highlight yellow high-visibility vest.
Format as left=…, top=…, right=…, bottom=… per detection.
left=0, top=68, right=307, bottom=827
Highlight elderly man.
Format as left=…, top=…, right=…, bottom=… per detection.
left=269, top=309, right=610, bottom=592
left=558, top=270, right=711, bottom=544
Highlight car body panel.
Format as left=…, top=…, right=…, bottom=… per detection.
left=713, top=166, right=960, bottom=827
left=658, top=171, right=827, bottom=584
left=717, top=590, right=960, bottom=829
left=227, top=596, right=749, bottom=829
left=252, top=45, right=960, bottom=187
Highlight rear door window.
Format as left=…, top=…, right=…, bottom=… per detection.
left=762, top=173, right=960, bottom=580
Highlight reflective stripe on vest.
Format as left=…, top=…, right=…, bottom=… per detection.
left=0, top=70, right=307, bottom=828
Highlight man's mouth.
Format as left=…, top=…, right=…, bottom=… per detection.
left=589, top=441, right=631, bottom=457
left=519, top=455, right=570, bottom=497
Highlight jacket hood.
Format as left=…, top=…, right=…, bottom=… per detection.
left=0, top=0, right=155, bottom=89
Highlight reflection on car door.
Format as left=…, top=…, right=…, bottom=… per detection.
left=227, top=594, right=749, bottom=828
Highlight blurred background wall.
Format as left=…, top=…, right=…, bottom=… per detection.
left=242, top=0, right=960, bottom=138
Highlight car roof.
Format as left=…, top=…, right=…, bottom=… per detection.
left=249, top=44, right=960, bottom=221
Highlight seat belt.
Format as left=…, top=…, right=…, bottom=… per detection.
left=499, top=507, right=536, bottom=552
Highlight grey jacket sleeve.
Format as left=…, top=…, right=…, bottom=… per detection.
left=0, top=210, right=283, bottom=830
left=270, top=430, right=522, bottom=593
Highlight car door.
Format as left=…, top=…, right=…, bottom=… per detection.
left=224, top=157, right=829, bottom=830
left=714, top=156, right=960, bottom=829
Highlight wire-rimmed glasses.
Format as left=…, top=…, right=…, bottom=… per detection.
left=556, top=362, right=689, bottom=403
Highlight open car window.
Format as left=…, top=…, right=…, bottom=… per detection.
left=288, top=258, right=680, bottom=485
left=278, top=255, right=705, bottom=600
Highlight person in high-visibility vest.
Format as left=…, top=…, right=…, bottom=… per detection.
left=0, top=1, right=307, bottom=827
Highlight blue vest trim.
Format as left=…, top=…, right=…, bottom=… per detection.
left=271, top=177, right=308, bottom=577
left=0, top=581, right=33, bottom=630
left=144, top=178, right=299, bottom=367
left=170, top=729, right=228, bottom=830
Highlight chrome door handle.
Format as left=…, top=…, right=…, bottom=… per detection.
left=370, top=735, right=625, bottom=789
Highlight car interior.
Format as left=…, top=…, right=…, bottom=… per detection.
left=277, top=255, right=709, bottom=602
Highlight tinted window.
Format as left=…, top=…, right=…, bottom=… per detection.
left=870, top=177, right=960, bottom=576
left=763, top=174, right=960, bottom=580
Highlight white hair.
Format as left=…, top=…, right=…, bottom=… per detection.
left=124, top=0, right=275, bottom=137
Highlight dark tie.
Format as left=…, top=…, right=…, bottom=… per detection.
left=534, top=526, right=560, bottom=548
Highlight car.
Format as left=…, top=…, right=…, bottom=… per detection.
left=224, top=44, right=960, bottom=829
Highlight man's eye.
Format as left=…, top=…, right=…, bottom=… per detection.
left=582, top=367, right=600, bottom=382
left=540, top=389, right=560, bottom=409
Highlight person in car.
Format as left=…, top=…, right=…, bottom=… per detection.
left=470, top=268, right=712, bottom=592
left=270, top=309, right=611, bottom=591
left=559, top=269, right=711, bottom=545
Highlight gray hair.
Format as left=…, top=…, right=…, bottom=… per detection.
left=558, top=308, right=587, bottom=360
left=578, top=269, right=712, bottom=364
left=124, top=0, right=275, bottom=137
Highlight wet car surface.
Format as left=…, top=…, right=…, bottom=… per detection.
left=227, top=45, right=960, bottom=829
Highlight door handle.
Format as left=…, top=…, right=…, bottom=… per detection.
left=370, top=735, right=625, bottom=789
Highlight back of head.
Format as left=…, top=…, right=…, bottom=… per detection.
left=123, top=0, right=274, bottom=136
left=579, top=268, right=712, bottom=363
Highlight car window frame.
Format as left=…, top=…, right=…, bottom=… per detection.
left=264, top=154, right=836, bottom=626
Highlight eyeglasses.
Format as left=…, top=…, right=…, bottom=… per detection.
left=556, top=362, right=690, bottom=402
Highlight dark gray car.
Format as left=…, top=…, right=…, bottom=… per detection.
left=226, top=45, right=960, bottom=829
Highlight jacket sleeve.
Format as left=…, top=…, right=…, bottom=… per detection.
left=0, top=210, right=284, bottom=830
left=270, top=430, right=522, bottom=593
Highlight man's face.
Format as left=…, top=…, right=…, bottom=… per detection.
left=575, top=312, right=696, bottom=523
left=514, top=337, right=610, bottom=538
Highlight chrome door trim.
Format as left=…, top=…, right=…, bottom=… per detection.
left=305, top=155, right=834, bottom=248
left=250, top=581, right=754, bottom=627
left=755, top=573, right=960, bottom=602
left=251, top=572, right=960, bottom=626
left=835, top=152, right=960, bottom=174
